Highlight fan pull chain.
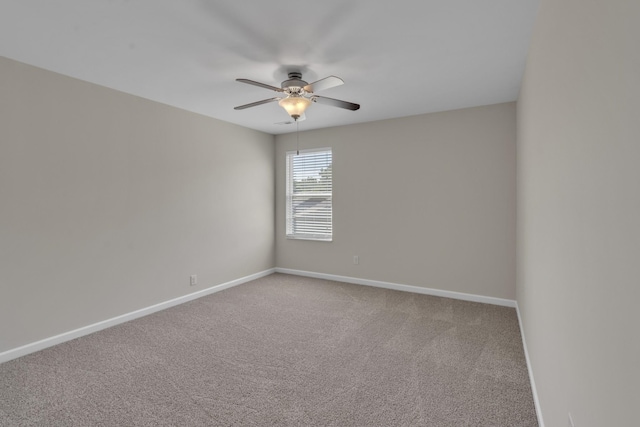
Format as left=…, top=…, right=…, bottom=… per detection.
left=296, top=119, right=299, bottom=155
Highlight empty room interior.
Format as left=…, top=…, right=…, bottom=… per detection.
left=0, top=1, right=638, bottom=426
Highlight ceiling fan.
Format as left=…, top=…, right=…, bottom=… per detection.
left=234, top=72, right=360, bottom=121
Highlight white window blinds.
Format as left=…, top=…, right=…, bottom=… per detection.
left=286, top=148, right=332, bottom=241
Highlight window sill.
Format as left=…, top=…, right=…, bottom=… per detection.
left=286, top=235, right=333, bottom=242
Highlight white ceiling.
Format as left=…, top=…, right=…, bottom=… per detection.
left=0, top=0, right=539, bottom=135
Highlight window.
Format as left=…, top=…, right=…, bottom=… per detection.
left=286, top=148, right=332, bottom=241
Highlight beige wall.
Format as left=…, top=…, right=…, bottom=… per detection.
left=276, top=103, right=517, bottom=300
left=0, top=57, right=275, bottom=353
left=517, top=0, right=639, bottom=425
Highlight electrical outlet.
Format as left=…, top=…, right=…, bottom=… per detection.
left=568, top=413, right=575, bottom=427
left=190, top=275, right=197, bottom=286
left=353, top=255, right=359, bottom=265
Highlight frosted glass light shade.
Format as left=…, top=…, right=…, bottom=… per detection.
left=279, top=96, right=311, bottom=118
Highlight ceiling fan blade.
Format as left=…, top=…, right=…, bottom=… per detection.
left=234, top=97, right=281, bottom=110
left=274, top=113, right=306, bottom=125
left=303, top=76, right=344, bottom=93
left=312, top=95, right=360, bottom=111
left=236, top=78, right=284, bottom=92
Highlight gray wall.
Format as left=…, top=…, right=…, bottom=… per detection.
left=0, top=57, right=275, bottom=353
left=276, top=103, right=517, bottom=300
left=517, top=0, right=639, bottom=425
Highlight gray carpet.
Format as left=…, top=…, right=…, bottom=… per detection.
left=0, top=273, right=538, bottom=426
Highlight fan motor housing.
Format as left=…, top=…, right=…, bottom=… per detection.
left=281, top=72, right=308, bottom=90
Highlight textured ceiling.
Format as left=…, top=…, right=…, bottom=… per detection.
left=0, top=0, right=539, bottom=135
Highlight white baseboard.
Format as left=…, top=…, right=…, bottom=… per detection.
left=516, top=302, right=545, bottom=427
left=274, top=268, right=516, bottom=308
left=0, top=268, right=275, bottom=365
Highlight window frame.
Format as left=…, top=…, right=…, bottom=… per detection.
left=285, top=147, right=333, bottom=242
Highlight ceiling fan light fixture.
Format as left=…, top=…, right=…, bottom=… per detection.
left=234, top=73, right=359, bottom=118
left=279, top=95, right=311, bottom=119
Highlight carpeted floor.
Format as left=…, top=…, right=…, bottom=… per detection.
left=0, top=273, right=538, bottom=426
